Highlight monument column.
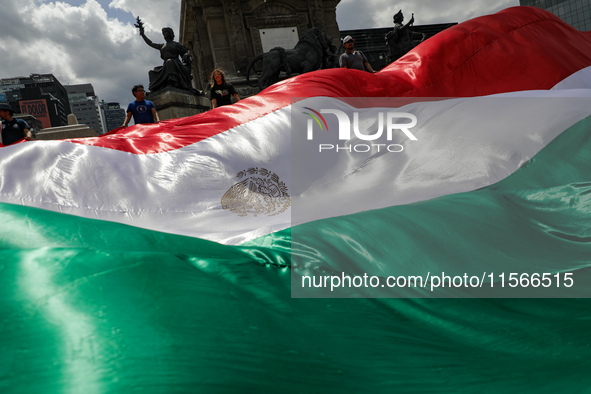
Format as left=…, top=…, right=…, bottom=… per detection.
left=180, top=1, right=210, bottom=92
left=202, top=5, right=238, bottom=76
left=222, top=1, right=250, bottom=78
left=180, top=0, right=342, bottom=99
left=308, top=0, right=325, bottom=29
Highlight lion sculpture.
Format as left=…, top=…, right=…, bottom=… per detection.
left=246, top=27, right=336, bottom=90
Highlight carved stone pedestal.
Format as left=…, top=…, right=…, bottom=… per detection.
left=146, top=87, right=211, bottom=121
left=36, top=124, right=98, bottom=140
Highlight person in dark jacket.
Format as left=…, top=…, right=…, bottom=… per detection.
left=0, top=103, right=32, bottom=146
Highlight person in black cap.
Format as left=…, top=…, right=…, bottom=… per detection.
left=0, top=103, right=32, bottom=146
left=339, top=35, right=375, bottom=73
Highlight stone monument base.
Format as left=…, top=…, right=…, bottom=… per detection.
left=36, top=124, right=98, bottom=140
left=226, top=76, right=260, bottom=101
left=146, top=87, right=211, bottom=121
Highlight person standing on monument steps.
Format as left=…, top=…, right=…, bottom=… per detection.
left=122, top=85, right=160, bottom=127
left=209, top=69, right=240, bottom=109
left=339, top=35, right=375, bottom=73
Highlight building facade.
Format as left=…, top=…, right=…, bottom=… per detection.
left=101, top=101, right=126, bottom=132
left=0, top=74, right=71, bottom=128
left=66, top=84, right=106, bottom=134
left=520, top=0, right=591, bottom=30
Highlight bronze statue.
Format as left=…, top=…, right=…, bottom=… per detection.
left=385, top=10, right=426, bottom=63
left=245, top=28, right=337, bottom=90
left=135, top=17, right=194, bottom=93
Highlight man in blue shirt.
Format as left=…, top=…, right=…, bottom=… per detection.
left=122, top=85, right=160, bottom=127
left=0, top=103, right=32, bottom=146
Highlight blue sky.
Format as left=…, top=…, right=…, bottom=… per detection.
left=58, top=0, right=136, bottom=24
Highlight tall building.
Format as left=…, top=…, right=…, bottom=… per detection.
left=66, top=84, right=105, bottom=134
left=520, top=0, right=591, bottom=30
left=0, top=74, right=71, bottom=128
left=101, top=101, right=126, bottom=132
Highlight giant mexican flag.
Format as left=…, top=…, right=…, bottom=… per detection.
left=2, top=6, right=591, bottom=393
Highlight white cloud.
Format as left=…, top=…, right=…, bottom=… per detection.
left=109, top=0, right=181, bottom=32
left=0, top=0, right=179, bottom=111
